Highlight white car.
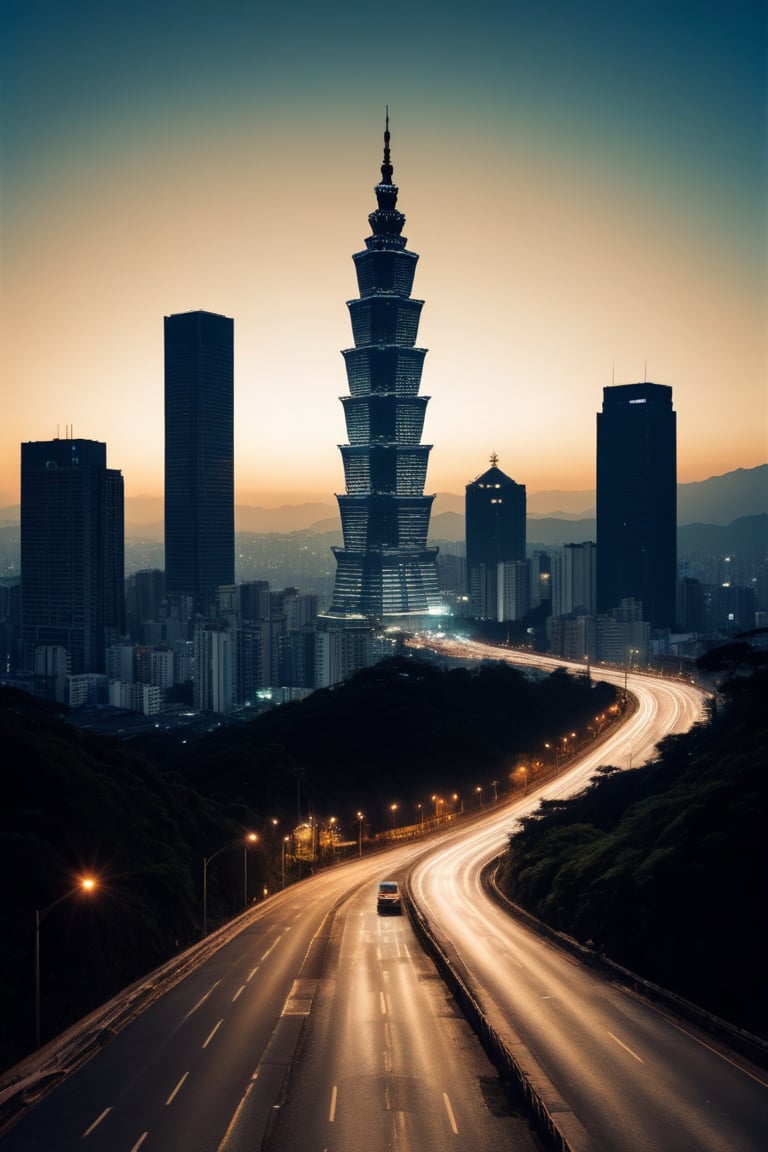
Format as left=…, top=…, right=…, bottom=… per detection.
left=376, top=880, right=402, bottom=914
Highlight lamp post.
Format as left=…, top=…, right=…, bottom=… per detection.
left=203, top=833, right=256, bottom=937
left=35, top=876, right=97, bottom=1049
left=243, top=833, right=258, bottom=908
left=357, top=813, right=364, bottom=857
left=282, top=836, right=290, bottom=888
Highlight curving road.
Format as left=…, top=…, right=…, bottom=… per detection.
left=4, top=647, right=766, bottom=1150
left=408, top=640, right=768, bottom=1150
left=0, top=843, right=538, bottom=1152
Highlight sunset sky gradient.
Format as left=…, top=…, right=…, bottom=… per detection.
left=1, top=0, right=766, bottom=510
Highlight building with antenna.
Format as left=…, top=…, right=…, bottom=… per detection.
left=465, top=454, right=527, bottom=620
left=324, top=116, right=441, bottom=634
left=596, top=382, right=677, bottom=630
left=20, top=437, right=125, bottom=680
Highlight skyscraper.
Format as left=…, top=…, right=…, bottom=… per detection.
left=326, top=117, right=441, bottom=625
left=164, top=310, right=234, bottom=617
left=596, top=382, right=677, bottom=630
left=20, top=437, right=125, bottom=675
left=465, top=455, right=526, bottom=619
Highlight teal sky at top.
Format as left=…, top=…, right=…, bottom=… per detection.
left=3, top=0, right=764, bottom=231
left=1, top=0, right=766, bottom=504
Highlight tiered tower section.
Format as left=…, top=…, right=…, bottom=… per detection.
left=328, top=118, right=440, bottom=622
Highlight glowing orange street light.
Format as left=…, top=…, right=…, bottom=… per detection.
left=35, top=876, right=98, bottom=1048
left=203, top=833, right=257, bottom=937
left=244, top=833, right=258, bottom=908
left=282, top=836, right=290, bottom=887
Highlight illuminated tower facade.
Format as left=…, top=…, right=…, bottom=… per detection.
left=327, top=119, right=440, bottom=624
left=596, top=382, right=677, bottom=629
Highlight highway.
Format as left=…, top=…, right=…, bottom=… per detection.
left=3, top=647, right=767, bottom=1150
left=0, top=845, right=539, bottom=1152
left=406, top=639, right=768, bottom=1150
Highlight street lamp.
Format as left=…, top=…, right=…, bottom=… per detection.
left=203, top=833, right=256, bottom=938
left=390, top=803, right=398, bottom=832
left=243, top=833, right=258, bottom=908
left=282, top=836, right=290, bottom=888
left=357, top=812, right=364, bottom=857
left=35, top=876, right=97, bottom=1048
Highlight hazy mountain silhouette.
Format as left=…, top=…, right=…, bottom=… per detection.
left=0, top=466, right=764, bottom=552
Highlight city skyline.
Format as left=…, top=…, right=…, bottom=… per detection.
left=1, top=1, right=766, bottom=511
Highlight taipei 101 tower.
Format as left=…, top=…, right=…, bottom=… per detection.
left=327, top=116, right=441, bottom=624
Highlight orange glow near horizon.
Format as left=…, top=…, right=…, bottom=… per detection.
left=1, top=5, right=765, bottom=512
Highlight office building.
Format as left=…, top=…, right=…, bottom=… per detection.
left=596, top=382, right=677, bottom=629
left=194, top=623, right=235, bottom=713
left=465, top=455, right=526, bottom=619
left=164, top=310, right=234, bottom=617
left=125, top=569, right=165, bottom=643
left=20, top=437, right=125, bottom=676
left=551, top=542, right=597, bottom=618
left=326, top=117, right=441, bottom=625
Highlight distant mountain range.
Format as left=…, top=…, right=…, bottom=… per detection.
left=0, top=466, right=765, bottom=548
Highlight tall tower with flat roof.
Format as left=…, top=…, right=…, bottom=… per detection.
left=596, top=382, right=677, bottom=629
left=20, top=437, right=125, bottom=675
left=164, top=309, right=234, bottom=617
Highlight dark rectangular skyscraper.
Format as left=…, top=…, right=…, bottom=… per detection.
left=20, top=437, right=125, bottom=674
left=596, top=382, right=677, bottom=629
left=164, top=310, right=234, bottom=616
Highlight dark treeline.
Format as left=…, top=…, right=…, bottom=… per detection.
left=496, top=659, right=768, bottom=1038
left=0, top=657, right=614, bottom=1072
left=148, top=657, right=617, bottom=824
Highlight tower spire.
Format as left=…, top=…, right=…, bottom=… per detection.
left=381, top=106, right=393, bottom=185
left=369, top=108, right=404, bottom=243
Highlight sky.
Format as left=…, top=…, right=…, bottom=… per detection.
left=1, top=0, right=766, bottom=513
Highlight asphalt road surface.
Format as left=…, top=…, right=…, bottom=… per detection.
left=3, top=651, right=766, bottom=1151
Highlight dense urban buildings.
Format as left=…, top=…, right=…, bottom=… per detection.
left=325, top=116, right=441, bottom=628
left=20, top=437, right=125, bottom=678
left=596, top=383, right=677, bottom=630
left=465, top=454, right=527, bottom=620
left=164, top=310, right=235, bottom=618
left=4, top=131, right=763, bottom=717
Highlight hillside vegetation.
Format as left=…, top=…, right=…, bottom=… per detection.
left=149, top=657, right=617, bottom=822
left=496, top=662, right=767, bottom=1038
